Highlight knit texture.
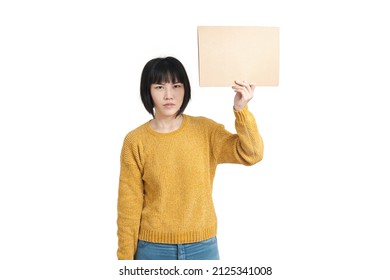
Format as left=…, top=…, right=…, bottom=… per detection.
left=117, top=106, right=263, bottom=259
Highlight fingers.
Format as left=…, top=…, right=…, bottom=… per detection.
left=232, top=80, right=255, bottom=110
left=233, top=80, right=248, bottom=88
left=233, top=80, right=255, bottom=89
left=234, top=80, right=254, bottom=86
left=232, top=80, right=255, bottom=96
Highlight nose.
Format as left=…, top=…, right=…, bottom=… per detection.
left=164, top=86, right=173, bottom=100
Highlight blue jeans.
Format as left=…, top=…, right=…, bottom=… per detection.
left=134, top=237, right=220, bottom=260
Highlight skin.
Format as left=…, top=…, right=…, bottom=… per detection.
left=149, top=82, right=185, bottom=133
left=149, top=80, right=256, bottom=133
left=232, top=80, right=256, bottom=111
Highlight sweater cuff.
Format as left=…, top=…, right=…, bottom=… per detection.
left=233, top=105, right=250, bottom=122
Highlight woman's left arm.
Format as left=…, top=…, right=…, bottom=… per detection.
left=211, top=81, right=264, bottom=165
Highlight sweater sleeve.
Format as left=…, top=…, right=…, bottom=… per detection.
left=212, top=105, right=264, bottom=165
left=117, top=135, right=144, bottom=260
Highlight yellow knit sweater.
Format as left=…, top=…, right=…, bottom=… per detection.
left=117, top=106, right=263, bottom=260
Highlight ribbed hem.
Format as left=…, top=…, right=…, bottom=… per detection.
left=138, top=226, right=217, bottom=244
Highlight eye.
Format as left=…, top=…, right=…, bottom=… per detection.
left=173, top=83, right=183, bottom=88
left=154, top=85, right=164, bottom=90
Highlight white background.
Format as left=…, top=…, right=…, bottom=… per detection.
left=1, top=0, right=389, bottom=279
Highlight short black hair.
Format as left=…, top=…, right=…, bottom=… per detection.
left=140, top=56, right=191, bottom=118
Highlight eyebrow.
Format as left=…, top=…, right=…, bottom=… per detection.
left=152, top=82, right=183, bottom=85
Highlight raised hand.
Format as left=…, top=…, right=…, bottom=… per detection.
left=232, top=80, right=256, bottom=111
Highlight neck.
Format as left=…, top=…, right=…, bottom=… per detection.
left=150, top=114, right=183, bottom=133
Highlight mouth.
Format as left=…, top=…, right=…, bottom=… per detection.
left=163, top=103, right=175, bottom=107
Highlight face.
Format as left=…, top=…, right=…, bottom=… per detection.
left=150, top=82, right=185, bottom=119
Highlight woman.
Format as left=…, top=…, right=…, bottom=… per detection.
left=117, top=56, right=263, bottom=260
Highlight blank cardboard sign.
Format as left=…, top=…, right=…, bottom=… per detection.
left=198, top=26, right=279, bottom=87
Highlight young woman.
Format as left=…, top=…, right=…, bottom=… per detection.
left=117, top=56, right=263, bottom=260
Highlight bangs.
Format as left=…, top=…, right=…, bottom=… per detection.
left=150, top=60, right=184, bottom=84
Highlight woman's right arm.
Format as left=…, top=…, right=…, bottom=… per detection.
left=117, top=135, right=144, bottom=260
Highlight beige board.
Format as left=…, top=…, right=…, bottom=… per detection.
left=198, top=26, right=279, bottom=87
